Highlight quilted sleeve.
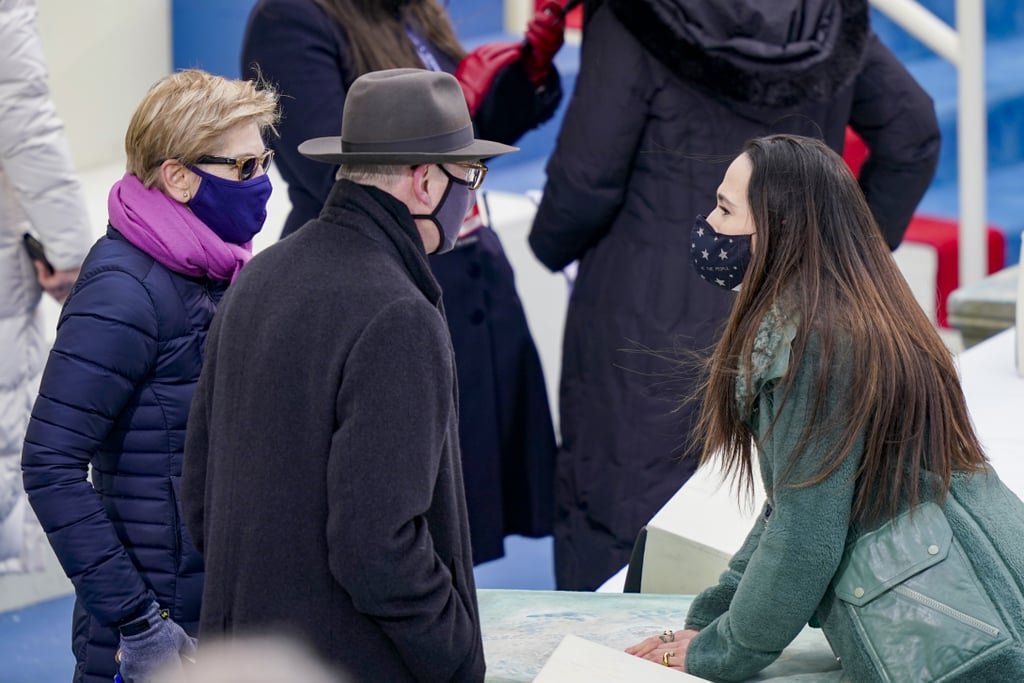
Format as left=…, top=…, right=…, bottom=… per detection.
left=528, top=5, right=655, bottom=271
left=849, top=33, right=940, bottom=249
left=22, top=266, right=160, bottom=626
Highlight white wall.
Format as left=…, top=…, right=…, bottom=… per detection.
left=505, top=0, right=533, bottom=32
left=36, top=0, right=172, bottom=171
left=504, top=0, right=582, bottom=47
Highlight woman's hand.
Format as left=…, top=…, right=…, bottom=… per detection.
left=625, top=628, right=699, bottom=671
left=34, top=262, right=79, bottom=303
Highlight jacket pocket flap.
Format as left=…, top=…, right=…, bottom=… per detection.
left=834, top=502, right=953, bottom=606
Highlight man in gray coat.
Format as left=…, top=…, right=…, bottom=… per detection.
left=182, top=69, right=516, bottom=682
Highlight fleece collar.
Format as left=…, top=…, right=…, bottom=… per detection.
left=736, top=306, right=799, bottom=413
left=607, top=0, right=869, bottom=108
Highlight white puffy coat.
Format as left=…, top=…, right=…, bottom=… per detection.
left=0, top=0, right=91, bottom=562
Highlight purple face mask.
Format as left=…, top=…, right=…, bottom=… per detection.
left=412, top=169, right=474, bottom=255
left=188, top=166, right=272, bottom=244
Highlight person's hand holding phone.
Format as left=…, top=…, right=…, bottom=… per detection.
left=34, top=261, right=79, bottom=303
left=24, top=233, right=79, bottom=303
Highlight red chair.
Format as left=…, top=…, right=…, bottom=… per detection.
left=903, top=216, right=1005, bottom=327
left=842, top=128, right=1005, bottom=327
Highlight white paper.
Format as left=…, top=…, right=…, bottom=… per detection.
left=533, top=634, right=705, bottom=682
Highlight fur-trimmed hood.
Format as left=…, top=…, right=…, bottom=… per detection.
left=607, top=0, right=869, bottom=108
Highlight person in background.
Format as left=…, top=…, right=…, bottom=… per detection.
left=627, top=133, right=1024, bottom=681
left=182, top=68, right=516, bottom=682
left=0, top=0, right=91, bottom=575
left=528, top=0, right=941, bottom=590
left=240, top=0, right=566, bottom=564
left=21, top=69, right=279, bottom=683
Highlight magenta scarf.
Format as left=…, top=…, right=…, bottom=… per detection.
left=108, top=173, right=252, bottom=282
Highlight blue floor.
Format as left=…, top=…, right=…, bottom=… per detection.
left=0, top=534, right=554, bottom=682
left=1, top=594, right=75, bottom=682
left=474, top=534, right=556, bottom=590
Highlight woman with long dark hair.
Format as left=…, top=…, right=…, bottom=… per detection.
left=241, top=0, right=563, bottom=565
left=628, top=134, right=1024, bottom=681
left=527, top=0, right=940, bottom=592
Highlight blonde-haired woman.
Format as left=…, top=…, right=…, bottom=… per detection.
left=21, top=69, right=278, bottom=683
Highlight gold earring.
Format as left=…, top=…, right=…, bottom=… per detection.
left=183, top=191, right=190, bottom=201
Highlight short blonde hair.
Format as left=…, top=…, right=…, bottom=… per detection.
left=125, top=69, right=279, bottom=188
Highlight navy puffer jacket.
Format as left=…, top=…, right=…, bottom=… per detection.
left=22, top=227, right=224, bottom=683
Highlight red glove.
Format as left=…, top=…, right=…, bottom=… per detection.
left=455, top=41, right=524, bottom=116
left=454, top=1, right=569, bottom=115
left=522, top=0, right=568, bottom=85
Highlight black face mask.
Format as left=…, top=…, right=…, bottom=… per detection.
left=689, top=214, right=753, bottom=290
left=354, top=0, right=415, bottom=15
left=411, top=171, right=474, bottom=255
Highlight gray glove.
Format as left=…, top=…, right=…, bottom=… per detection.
left=117, top=602, right=197, bottom=682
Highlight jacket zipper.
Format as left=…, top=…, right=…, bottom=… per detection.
left=892, top=585, right=1001, bottom=637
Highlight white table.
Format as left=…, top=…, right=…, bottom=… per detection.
left=956, top=328, right=1024, bottom=494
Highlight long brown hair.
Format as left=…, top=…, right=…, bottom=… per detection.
left=313, top=0, right=466, bottom=79
left=697, top=134, right=987, bottom=526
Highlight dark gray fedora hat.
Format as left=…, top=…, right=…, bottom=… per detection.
left=298, top=68, right=518, bottom=165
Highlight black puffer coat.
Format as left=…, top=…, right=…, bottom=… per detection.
left=22, top=229, right=218, bottom=682
left=529, top=0, right=940, bottom=590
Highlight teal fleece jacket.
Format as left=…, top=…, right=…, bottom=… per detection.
left=683, top=311, right=1024, bottom=682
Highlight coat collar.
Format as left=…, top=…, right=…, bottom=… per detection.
left=737, top=306, right=799, bottom=412
left=319, top=179, right=443, bottom=306
left=607, top=0, right=869, bottom=108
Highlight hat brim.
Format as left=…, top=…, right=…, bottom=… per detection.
left=298, top=136, right=518, bottom=165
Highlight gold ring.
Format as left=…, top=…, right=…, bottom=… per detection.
left=662, top=651, right=674, bottom=666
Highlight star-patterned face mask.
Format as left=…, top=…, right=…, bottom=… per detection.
left=689, top=214, right=753, bottom=290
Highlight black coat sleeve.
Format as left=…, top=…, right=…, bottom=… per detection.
left=242, top=0, right=350, bottom=233
left=849, top=33, right=941, bottom=250
left=528, top=5, right=653, bottom=272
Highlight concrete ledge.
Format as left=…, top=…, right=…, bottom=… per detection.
left=625, top=462, right=764, bottom=595
left=948, top=265, right=1018, bottom=347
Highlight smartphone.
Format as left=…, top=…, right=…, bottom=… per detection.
left=23, top=232, right=55, bottom=276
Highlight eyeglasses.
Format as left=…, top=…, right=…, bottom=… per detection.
left=439, top=162, right=487, bottom=191
left=195, top=150, right=274, bottom=181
